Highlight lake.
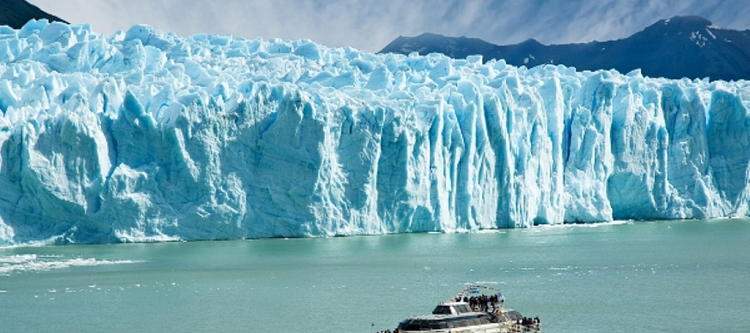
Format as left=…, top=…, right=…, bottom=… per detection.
left=2, top=218, right=749, bottom=333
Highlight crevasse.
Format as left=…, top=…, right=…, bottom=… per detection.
left=0, top=20, right=748, bottom=245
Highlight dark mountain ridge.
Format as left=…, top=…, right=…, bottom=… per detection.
left=380, top=16, right=750, bottom=81
left=0, top=0, right=66, bottom=29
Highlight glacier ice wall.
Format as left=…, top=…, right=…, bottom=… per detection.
left=0, top=20, right=749, bottom=245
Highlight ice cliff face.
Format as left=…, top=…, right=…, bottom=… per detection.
left=0, top=20, right=749, bottom=245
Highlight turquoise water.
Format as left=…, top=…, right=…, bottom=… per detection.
left=1, top=219, right=749, bottom=333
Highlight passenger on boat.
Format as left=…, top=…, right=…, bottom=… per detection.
left=518, top=317, right=541, bottom=326
left=459, top=294, right=502, bottom=312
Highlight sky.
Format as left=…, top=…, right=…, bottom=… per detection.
left=30, top=0, right=750, bottom=53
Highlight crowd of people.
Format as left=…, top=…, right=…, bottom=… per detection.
left=519, top=317, right=540, bottom=326
left=512, top=317, right=541, bottom=332
left=456, top=294, right=504, bottom=312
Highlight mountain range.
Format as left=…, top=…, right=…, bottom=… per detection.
left=380, top=16, right=750, bottom=81
left=0, top=0, right=66, bottom=29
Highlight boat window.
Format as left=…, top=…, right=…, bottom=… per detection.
left=432, top=305, right=453, bottom=315
left=455, top=304, right=473, bottom=313
left=443, top=317, right=472, bottom=328
left=397, top=320, right=422, bottom=331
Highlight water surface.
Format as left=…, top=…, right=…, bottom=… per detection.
left=2, top=219, right=749, bottom=332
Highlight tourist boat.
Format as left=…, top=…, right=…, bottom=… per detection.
left=393, top=285, right=540, bottom=333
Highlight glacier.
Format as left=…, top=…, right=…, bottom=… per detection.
left=0, top=20, right=749, bottom=245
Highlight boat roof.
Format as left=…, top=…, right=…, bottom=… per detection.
left=404, top=303, right=492, bottom=321
left=407, top=313, right=484, bottom=320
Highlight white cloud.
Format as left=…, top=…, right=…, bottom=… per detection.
left=29, top=0, right=750, bottom=52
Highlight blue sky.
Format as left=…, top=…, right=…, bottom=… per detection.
left=31, top=0, right=750, bottom=52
